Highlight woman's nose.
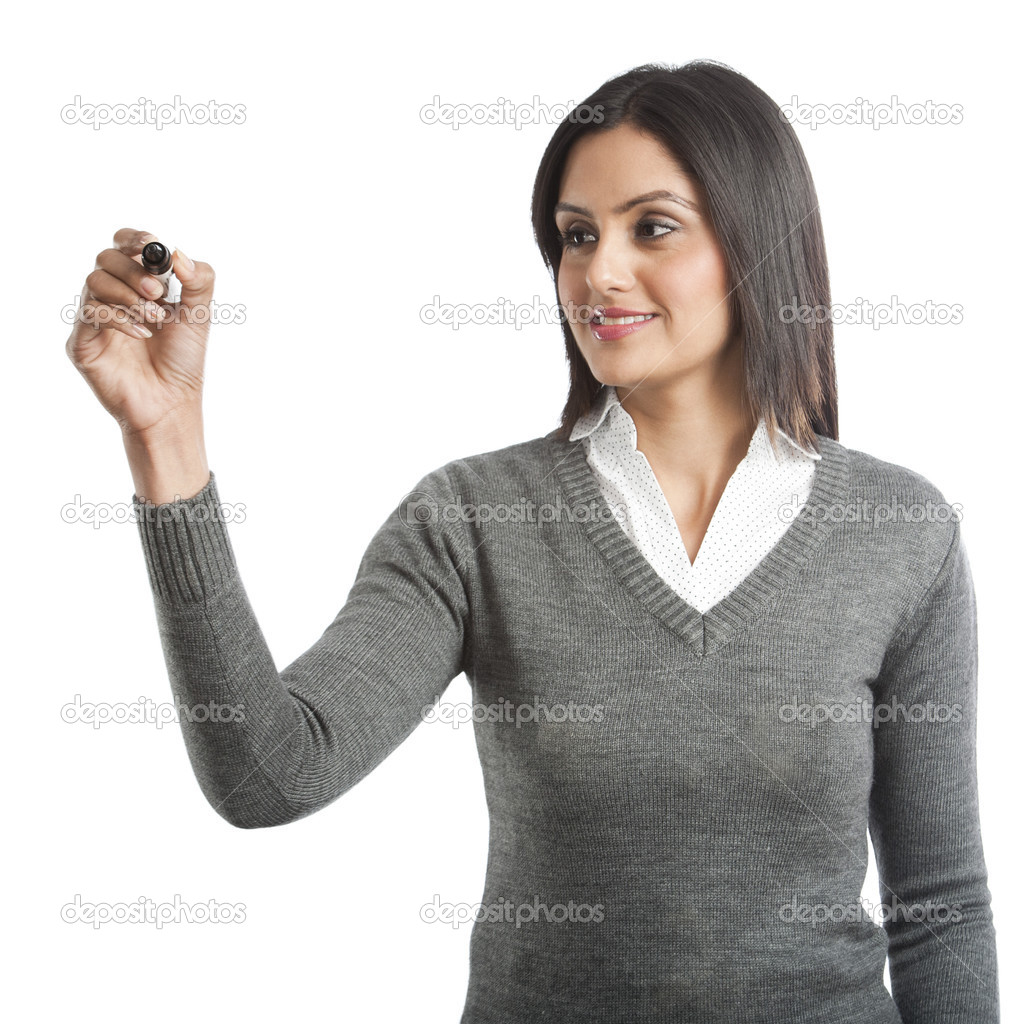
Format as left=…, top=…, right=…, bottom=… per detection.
left=585, top=235, right=637, bottom=295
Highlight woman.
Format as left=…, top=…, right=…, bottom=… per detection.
left=65, top=60, right=998, bottom=1022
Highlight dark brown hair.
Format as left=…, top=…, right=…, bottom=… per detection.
left=532, top=59, right=838, bottom=453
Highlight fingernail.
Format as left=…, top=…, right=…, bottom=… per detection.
left=141, top=277, right=163, bottom=298
left=131, top=322, right=153, bottom=339
left=175, top=248, right=195, bottom=272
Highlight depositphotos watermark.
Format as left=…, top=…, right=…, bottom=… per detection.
left=780, top=896, right=962, bottom=926
left=61, top=494, right=246, bottom=528
left=398, top=491, right=625, bottom=529
left=778, top=296, right=963, bottom=329
left=419, top=296, right=604, bottom=330
left=61, top=695, right=246, bottom=730
left=60, top=95, right=246, bottom=130
left=778, top=95, right=963, bottom=130
left=778, top=495, right=962, bottom=528
left=419, top=894, right=605, bottom=929
left=778, top=696, right=963, bottom=729
left=422, top=697, right=606, bottom=729
left=61, top=894, right=247, bottom=928
left=63, top=297, right=247, bottom=329
left=419, top=95, right=604, bottom=130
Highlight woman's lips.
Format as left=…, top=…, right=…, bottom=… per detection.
left=590, top=309, right=659, bottom=341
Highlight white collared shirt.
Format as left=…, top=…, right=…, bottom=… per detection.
left=569, top=385, right=821, bottom=614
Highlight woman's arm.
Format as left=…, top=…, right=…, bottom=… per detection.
left=868, top=519, right=999, bottom=1022
left=133, top=462, right=472, bottom=828
left=65, top=227, right=472, bottom=828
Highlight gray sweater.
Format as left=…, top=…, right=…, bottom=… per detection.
left=133, top=430, right=999, bottom=1022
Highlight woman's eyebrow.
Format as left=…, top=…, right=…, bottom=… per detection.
left=554, top=190, right=699, bottom=217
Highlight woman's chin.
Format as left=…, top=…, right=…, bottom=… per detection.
left=582, top=355, right=660, bottom=391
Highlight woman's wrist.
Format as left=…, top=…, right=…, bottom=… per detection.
left=123, top=418, right=210, bottom=506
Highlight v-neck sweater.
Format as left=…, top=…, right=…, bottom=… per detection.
left=132, top=430, right=999, bottom=1023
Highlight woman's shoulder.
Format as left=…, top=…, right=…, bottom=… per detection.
left=818, top=433, right=958, bottom=509
left=426, top=433, right=565, bottom=497
left=814, top=434, right=965, bottom=575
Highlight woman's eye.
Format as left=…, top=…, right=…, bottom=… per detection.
left=559, top=227, right=595, bottom=250
left=638, top=220, right=675, bottom=239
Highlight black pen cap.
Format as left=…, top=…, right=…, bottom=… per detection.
left=141, top=241, right=173, bottom=276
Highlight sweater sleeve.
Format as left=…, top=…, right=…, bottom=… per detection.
left=867, top=518, right=999, bottom=1022
left=132, top=467, right=472, bottom=829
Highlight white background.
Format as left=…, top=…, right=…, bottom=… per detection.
left=3, top=0, right=1018, bottom=1020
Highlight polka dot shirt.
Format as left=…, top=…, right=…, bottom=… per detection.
left=569, top=385, right=821, bottom=614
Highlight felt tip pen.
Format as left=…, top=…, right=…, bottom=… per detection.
left=140, top=241, right=181, bottom=304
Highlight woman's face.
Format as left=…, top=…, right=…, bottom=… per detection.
left=555, top=123, right=735, bottom=393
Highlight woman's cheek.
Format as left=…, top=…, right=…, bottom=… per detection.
left=557, top=263, right=575, bottom=300
left=557, top=269, right=585, bottom=327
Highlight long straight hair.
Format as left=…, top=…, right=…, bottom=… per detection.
left=532, top=60, right=838, bottom=454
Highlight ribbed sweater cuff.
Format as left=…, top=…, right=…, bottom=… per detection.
left=132, top=471, right=238, bottom=603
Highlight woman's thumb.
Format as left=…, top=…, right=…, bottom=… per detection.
left=172, top=248, right=215, bottom=310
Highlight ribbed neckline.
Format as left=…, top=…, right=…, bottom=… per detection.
left=545, top=432, right=851, bottom=660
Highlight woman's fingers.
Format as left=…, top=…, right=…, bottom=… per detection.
left=75, top=281, right=153, bottom=341
left=95, top=246, right=167, bottom=301
left=75, top=230, right=176, bottom=341
left=85, top=265, right=167, bottom=324
left=105, top=229, right=215, bottom=322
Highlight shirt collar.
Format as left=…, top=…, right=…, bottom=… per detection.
left=569, top=385, right=822, bottom=463
left=569, top=384, right=621, bottom=441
